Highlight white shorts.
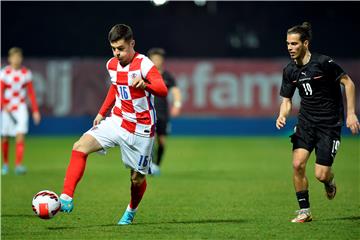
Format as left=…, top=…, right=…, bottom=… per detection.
left=85, top=115, right=154, bottom=175
left=1, top=104, right=29, bottom=137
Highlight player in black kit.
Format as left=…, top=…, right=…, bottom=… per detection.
left=276, top=22, right=359, bottom=223
left=148, top=48, right=182, bottom=176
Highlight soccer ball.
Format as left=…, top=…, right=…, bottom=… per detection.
left=32, top=190, right=61, bottom=219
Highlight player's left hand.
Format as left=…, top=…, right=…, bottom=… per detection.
left=32, top=111, right=41, bottom=125
left=132, top=77, right=146, bottom=89
left=346, top=113, right=360, bottom=134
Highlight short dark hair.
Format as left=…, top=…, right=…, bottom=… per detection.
left=108, top=24, right=133, bottom=42
left=147, top=48, right=166, bottom=58
left=8, top=47, right=23, bottom=56
left=287, top=22, right=312, bottom=43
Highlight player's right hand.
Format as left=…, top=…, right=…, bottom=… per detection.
left=93, top=114, right=104, bottom=126
left=276, top=116, right=286, bottom=129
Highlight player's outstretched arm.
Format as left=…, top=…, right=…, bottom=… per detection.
left=96, top=84, right=117, bottom=125
left=341, top=75, right=360, bottom=134
left=276, top=97, right=292, bottom=129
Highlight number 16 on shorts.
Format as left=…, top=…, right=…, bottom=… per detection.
left=138, top=155, right=149, bottom=168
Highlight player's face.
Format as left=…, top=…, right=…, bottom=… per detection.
left=149, top=54, right=164, bottom=70
left=286, top=33, right=307, bottom=60
left=110, top=39, right=135, bottom=66
left=8, top=53, right=23, bottom=69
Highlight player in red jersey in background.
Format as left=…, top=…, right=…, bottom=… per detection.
left=59, top=24, right=168, bottom=225
left=1, top=47, right=41, bottom=175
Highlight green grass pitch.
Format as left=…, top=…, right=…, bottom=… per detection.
left=1, top=136, right=359, bottom=239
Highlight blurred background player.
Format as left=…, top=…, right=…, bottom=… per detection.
left=147, top=48, right=182, bottom=176
left=1, top=47, right=41, bottom=175
left=276, top=22, right=359, bottom=223
left=59, top=24, right=168, bottom=225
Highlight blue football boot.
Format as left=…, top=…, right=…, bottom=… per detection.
left=15, top=165, right=27, bottom=175
left=118, top=207, right=136, bottom=225
left=60, top=195, right=74, bottom=213
left=2, top=165, right=9, bottom=175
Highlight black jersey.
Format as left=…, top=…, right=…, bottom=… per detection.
left=280, top=53, right=346, bottom=127
left=154, top=70, right=176, bottom=119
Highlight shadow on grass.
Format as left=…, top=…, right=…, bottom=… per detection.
left=1, top=214, right=35, bottom=218
left=142, top=219, right=247, bottom=225
left=317, top=216, right=360, bottom=222
left=47, top=219, right=246, bottom=230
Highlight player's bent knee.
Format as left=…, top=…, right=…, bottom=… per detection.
left=73, top=140, right=87, bottom=152
left=293, top=160, right=306, bottom=173
left=315, top=170, right=329, bottom=182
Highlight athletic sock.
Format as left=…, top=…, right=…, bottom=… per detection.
left=156, top=144, right=165, bottom=166
left=15, top=141, right=24, bottom=166
left=129, top=179, right=147, bottom=210
left=2, top=139, right=9, bottom=165
left=62, top=150, right=88, bottom=198
left=296, top=190, right=310, bottom=209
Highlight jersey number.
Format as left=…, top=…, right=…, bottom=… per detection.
left=302, top=83, right=313, bottom=96
left=118, top=86, right=129, bottom=100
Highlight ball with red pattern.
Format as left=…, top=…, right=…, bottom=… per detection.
left=32, top=190, right=61, bottom=219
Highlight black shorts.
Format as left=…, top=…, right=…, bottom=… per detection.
left=155, top=118, right=170, bottom=136
left=290, top=121, right=341, bottom=166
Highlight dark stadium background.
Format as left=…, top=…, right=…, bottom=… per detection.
left=2, top=1, right=359, bottom=58
left=1, top=1, right=359, bottom=135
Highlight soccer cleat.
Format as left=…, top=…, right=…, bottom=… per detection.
left=15, top=165, right=27, bottom=175
left=291, top=208, right=312, bottom=223
left=118, top=207, right=136, bottom=225
left=60, top=195, right=74, bottom=213
left=324, top=174, right=337, bottom=200
left=2, top=165, right=9, bottom=175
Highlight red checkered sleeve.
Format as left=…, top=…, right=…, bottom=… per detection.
left=98, top=84, right=117, bottom=116
left=26, top=81, right=39, bottom=113
left=144, top=66, right=168, bottom=97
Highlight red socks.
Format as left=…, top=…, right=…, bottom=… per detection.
left=15, top=141, right=24, bottom=166
left=129, top=179, right=147, bottom=210
left=2, top=139, right=9, bottom=165
left=61, top=149, right=147, bottom=209
left=62, top=150, right=88, bottom=198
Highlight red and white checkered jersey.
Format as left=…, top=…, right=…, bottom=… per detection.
left=0, top=65, right=39, bottom=113
left=99, top=53, right=168, bottom=137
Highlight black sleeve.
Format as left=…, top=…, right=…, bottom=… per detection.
left=321, top=56, right=346, bottom=82
left=164, top=71, right=176, bottom=88
left=280, top=68, right=296, bottom=98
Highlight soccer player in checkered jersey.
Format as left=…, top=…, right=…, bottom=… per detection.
left=59, top=24, right=168, bottom=225
left=1, top=47, right=41, bottom=175
left=276, top=22, right=359, bottom=223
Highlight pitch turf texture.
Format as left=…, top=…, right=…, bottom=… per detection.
left=1, top=136, right=359, bottom=239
